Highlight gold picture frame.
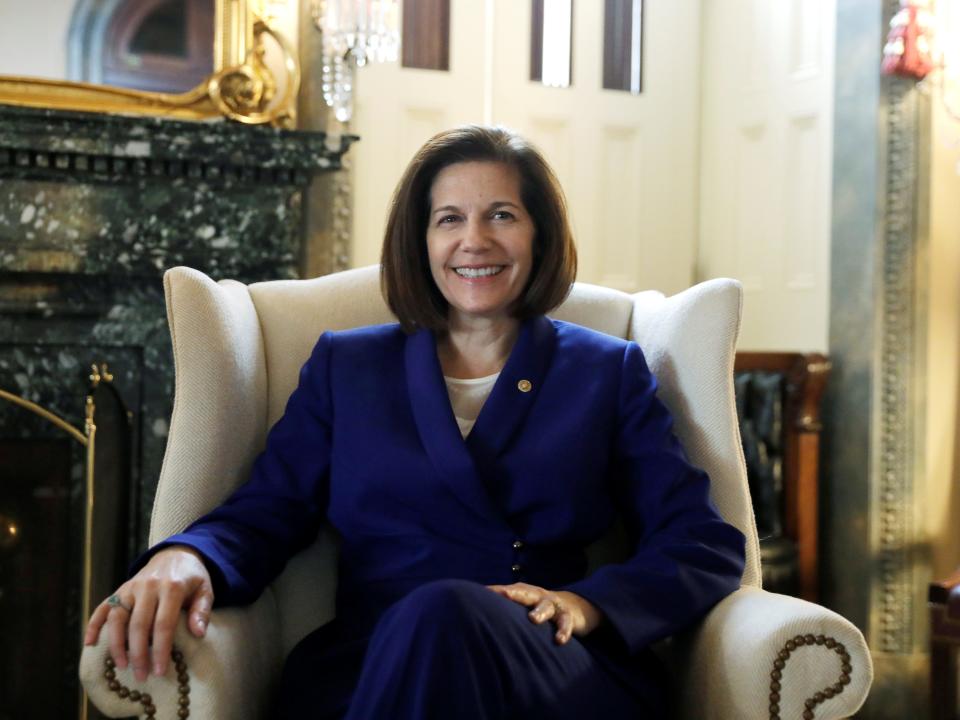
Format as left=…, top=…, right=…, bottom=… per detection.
left=0, top=0, right=300, bottom=127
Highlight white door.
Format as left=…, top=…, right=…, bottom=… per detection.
left=698, top=0, right=836, bottom=351
left=490, top=0, right=701, bottom=294
left=351, top=0, right=703, bottom=297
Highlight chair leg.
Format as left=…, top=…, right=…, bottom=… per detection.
left=930, top=639, right=959, bottom=720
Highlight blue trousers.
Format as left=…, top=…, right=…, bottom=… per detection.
left=277, top=579, right=667, bottom=719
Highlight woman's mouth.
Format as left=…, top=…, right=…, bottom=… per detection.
left=453, top=265, right=505, bottom=278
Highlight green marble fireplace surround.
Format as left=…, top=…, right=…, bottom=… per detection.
left=0, top=100, right=354, bottom=571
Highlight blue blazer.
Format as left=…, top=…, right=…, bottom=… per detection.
left=147, top=315, right=744, bottom=662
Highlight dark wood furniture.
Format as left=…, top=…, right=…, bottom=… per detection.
left=930, top=568, right=960, bottom=720
left=734, top=352, right=830, bottom=602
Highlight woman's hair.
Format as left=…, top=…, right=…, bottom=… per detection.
left=381, top=125, right=577, bottom=333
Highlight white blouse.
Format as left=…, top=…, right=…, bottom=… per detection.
left=443, top=372, right=500, bottom=438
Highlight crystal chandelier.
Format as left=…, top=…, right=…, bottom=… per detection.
left=312, top=0, right=400, bottom=123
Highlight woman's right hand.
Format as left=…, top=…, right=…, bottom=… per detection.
left=84, top=545, right=214, bottom=682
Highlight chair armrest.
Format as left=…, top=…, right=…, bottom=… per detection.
left=671, top=586, right=872, bottom=720
left=80, top=594, right=281, bottom=719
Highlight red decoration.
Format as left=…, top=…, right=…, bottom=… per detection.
left=882, top=0, right=936, bottom=80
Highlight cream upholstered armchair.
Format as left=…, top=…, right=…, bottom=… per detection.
left=79, top=265, right=872, bottom=719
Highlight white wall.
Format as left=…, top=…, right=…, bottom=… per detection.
left=697, top=0, right=836, bottom=352
left=0, top=0, right=75, bottom=79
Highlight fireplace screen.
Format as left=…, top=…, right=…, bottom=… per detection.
left=0, top=367, right=132, bottom=720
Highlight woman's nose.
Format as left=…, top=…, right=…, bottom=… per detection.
left=460, top=219, right=491, bottom=251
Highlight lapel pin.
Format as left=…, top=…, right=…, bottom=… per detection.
left=517, top=379, right=532, bottom=393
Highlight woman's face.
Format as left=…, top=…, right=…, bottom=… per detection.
left=426, top=161, right=535, bottom=326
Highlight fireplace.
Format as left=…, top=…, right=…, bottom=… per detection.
left=0, top=369, right=132, bottom=720
left=0, top=102, right=353, bottom=719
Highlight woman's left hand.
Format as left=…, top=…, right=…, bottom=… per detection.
left=486, top=583, right=604, bottom=645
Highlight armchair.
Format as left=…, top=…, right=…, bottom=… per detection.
left=80, top=265, right=872, bottom=719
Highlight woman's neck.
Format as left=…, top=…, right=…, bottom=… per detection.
left=437, top=315, right=520, bottom=379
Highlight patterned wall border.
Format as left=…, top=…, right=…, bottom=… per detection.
left=872, top=37, right=920, bottom=654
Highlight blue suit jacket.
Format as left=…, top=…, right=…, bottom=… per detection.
left=147, top=315, right=744, bottom=659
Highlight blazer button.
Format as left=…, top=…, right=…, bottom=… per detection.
left=511, top=564, right=521, bottom=573
left=512, top=540, right=524, bottom=550
left=517, top=379, right=532, bottom=393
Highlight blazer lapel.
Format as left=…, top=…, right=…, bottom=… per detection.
left=466, top=315, right=556, bottom=462
left=405, top=328, right=504, bottom=526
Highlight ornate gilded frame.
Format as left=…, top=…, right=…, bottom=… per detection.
left=0, top=0, right=300, bottom=127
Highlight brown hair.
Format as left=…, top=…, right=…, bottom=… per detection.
left=380, top=125, right=577, bottom=333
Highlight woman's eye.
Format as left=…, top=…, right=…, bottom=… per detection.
left=492, top=210, right=515, bottom=220
left=438, top=215, right=459, bottom=224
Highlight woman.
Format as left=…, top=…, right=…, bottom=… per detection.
left=85, top=125, right=745, bottom=718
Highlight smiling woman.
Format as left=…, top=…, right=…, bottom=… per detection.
left=85, top=125, right=747, bottom=720
left=427, top=162, right=534, bottom=328
left=381, top=125, right=577, bottom=336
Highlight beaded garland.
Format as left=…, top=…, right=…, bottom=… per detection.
left=103, top=647, right=191, bottom=719
left=768, top=634, right=853, bottom=720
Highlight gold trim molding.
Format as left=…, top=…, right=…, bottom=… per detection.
left=0, top=1, right=300, bottom=127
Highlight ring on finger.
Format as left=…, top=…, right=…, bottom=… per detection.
left=107, top=594, right=133, bottom=614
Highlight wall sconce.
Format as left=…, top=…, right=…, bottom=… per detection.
left=311, top=0, right=400, bottom=122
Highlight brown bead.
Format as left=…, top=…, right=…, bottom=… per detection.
left=832, top=682, right=844, bottom=693
left=178, top=672, right=189, bottom=683
left=118, top=687, right=129, bottom=699
left=771, top=669, right=782, bottom=681
left=814, top=691, right=825, bottom=703
left=825, top=638, right=836, bottom=648
left=771, top=680, right=781, bottom=692
left=143, top=704, right=156, bottom=715
left=178, top=709, right=190, bottom=719
left=785, top=640, right=797, bottom=651
left=769, top=703, right=780, bottom=714
left=179, top=683, right=190, bottom=694
left=778, top=650, right=790, bottom=661
left=140, top=693, right=152, bottom=704
left=805, top=698, right=816, bottom=709
left=104, top=668, right=116, bottom=680
left=804, top=634, right=816, bottom=644
left=130, top=690, right=141, bottom=701
left=815, top=634, right=826, bottom=645
left=172, top=650, right=183, bottom=662
left=770, top=691, right=780, bottom=703
left=771, top=715, right=780, bottom=720
left=179, top=695, right=190, bottom=707
left=840, top=673, right=851, bottom=684
left=834, top=643, right=846, bottom=653
left=108, top=680, right=120, bottom=691
left=842, top=663, right=852, bottom=674
left=105, top=657, right=116, bottom=669
left=774, top=659, right=785, bottom=670
left=176, top=661, right=187, bottom=673
left=824, top=687, right=836, bottom=698
left=803, top=710, right=814, bottom=720
left=793, top=634, right=805, bottom=645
